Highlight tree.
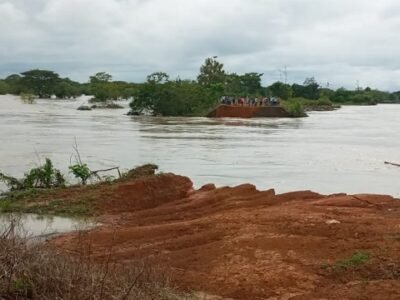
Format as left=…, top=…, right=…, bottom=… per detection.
left=147, top=72, right=169, bottom=84
left=331, top=87, right=352, bottom=103
left=130, top=73, right=217, bottom=116
left=197, top=56, right=226, bottom=86
left=224, top=73, right=242, bottom=95
left=240, top=73, right=264, bottom=95
left=5, top=74, right=25, bottom=94
left=89, top=72, right=114, bottom=101
left=20, top=69, right=60, bottom=98
left=291, top=77, right=320, bottom=100
left=89, top=72, right=112, bottom=84
left=54, top=78, right=81, bottom=99
left=0, top=80, right=9, bottom=94
left=302, top=77, right=320, bottom=99
left=268, top=81, right=292, bottom=100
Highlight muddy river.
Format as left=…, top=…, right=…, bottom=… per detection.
left=1, top=95, right=399, bottom=196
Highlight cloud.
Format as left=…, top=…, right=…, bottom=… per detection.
left=0, top=0, right=399, bottom=90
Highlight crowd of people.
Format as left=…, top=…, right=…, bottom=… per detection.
left=220, top=96, right=280, bottom=106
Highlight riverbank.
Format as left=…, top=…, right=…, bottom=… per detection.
left=2, top=171, right=399, bottom=299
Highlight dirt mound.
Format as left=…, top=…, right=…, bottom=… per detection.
left=53, top=174, right=400, bottom=300
left=121, top=163, right=159, bottom=180
left=97, top=173, right=193, bottom=213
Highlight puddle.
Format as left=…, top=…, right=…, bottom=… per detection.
left=0, top=213, right=96, bottom=239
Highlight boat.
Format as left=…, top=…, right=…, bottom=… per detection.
left=207, top=104, right=291, bottom=118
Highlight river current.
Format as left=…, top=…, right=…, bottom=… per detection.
left=1, top=95, right=399, bottom=196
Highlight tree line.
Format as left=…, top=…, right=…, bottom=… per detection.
left=1, top=57, right=399, bottom=116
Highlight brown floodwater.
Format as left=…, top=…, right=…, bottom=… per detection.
left=1, top=95, right=399, bottom=196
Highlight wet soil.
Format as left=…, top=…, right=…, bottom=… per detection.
left=51, top=173, right=400, bottom=299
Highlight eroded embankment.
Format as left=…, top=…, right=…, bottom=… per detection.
left=52, top=173, right=400, bottom=300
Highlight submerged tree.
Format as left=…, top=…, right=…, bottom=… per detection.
left=20, top=69, right=60, bottom=98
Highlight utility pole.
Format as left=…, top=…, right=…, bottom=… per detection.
left=283, top=65, right=288, bottom=84
left=278, top=66, right=288, bottom=84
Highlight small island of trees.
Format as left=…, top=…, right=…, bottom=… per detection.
left=1, top=57, right=399, bottom=116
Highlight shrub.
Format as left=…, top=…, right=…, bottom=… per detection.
left=20, top=93, right=36, bottom=104
left=0, top=159, right=65, bottom=190
left=282, top=100, right=307, bottom=117
left=69, top=163, right=91, bottom=185
left=23, top=158, right=65, bottom=189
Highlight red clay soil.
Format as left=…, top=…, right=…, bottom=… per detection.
left=207, top=105, right=291, bottom=118
left=53, top=174, right=400, bottom=300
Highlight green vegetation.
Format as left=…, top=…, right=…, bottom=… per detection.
left=282, top=99, right=307, bottom=117
left=0, top=162, right=159, bottom=217
left=0, top=157, right=90, bottom=217
left=336, top=251, right=370, bottom=269
left=322, top=251, right=370, bottom=272
left=20, top=93, right=36, bottom=104
left=284, top=97, right=337, bottom=112
left=0, top=159, right=65, bottom=191
left=69, top=163, right=91, bottom=185
left=0, top=187, right=96, bottom=217
left=130, top=74, right=217, bottom=116
left=1, top=57, right=399, bottom=116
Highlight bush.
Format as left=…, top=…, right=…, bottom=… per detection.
left=69, top=163, right=91, bottom=185
left=20, top=93, right=36, bottom=104
left=282, top=100, right=307, bottom=117
left=0, top=159, right=65, bottom=190
left=23, top=159, right=65, bottom=189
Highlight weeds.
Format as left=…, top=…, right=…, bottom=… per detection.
left=0, top=220, right=191, bottom=299
left=23, top=158, right=65, bottom=189
left=0, top=164, right=160, bottom=217
left=322, top=251, right=370, bottom=272
left=20, top=93, right=36, bottom=104
left=336, top=251, right=370, bottom=269
left=0, top=158, right=65, bottom=191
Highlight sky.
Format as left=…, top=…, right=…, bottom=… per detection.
left=1, top=0, right=400, bottom=90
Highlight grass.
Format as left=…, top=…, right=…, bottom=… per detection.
left=336, top=251, right=370, bottom=269
left=0, top=164, right=160, bottom=218
left=0, top=200, right=13, bottom=213
left=0, top=220, right=192, bottom=300
left=322, top=251, right=370, bottom=272
left=0, top=187, right=96, bottom=218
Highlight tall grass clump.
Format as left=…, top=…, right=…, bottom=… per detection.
left=20, top=93, right=36, bottom=104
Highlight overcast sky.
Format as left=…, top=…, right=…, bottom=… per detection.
left=1, top=0, right=399, bottom=90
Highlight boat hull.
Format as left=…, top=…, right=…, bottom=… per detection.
left=207, top=105, right=291, bottom=118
